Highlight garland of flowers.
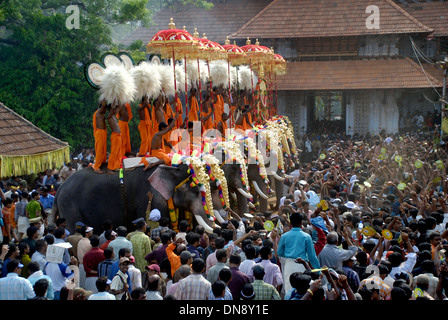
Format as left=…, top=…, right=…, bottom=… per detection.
left=183, top=156, right=215, bottom=221
left=218, top=141, right=250, bottom=192
left=203, top=154, right=230, bottom=209
left=244, top=137, right=271, bottom=193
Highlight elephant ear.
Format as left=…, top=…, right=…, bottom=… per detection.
left=147, top=166, right=176, bottom=200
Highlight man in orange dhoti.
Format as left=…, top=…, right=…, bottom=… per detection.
left=92, top=100, right=108, bottom=174
left=201, top=94, right=215, bottom=132
left=188, top=88, right=200, bottom=122
left=118, top=102, right=132, bottom=157
left=217, top=113, right=229, bottom=140
left=107, top=102, right=123, bottom=174
left=163, top=101, right=176, bottom=154
left=149, top=112, right=179, bottom=166
left=137, top=96, right=151, bottom=157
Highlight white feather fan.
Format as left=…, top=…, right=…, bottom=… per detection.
left=131, top=62, right=162, bottom=100
left=210, top=60, right=229, bottom=88
left=237, top=65, right=258, bottom=91
left=186, top=60, right=209, bottom=89
left=99, top=64, right=136, bottom=105
left=155, top=63, right=176, bottom=98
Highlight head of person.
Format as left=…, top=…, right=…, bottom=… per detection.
left=118, top=257, right=130, bottom=273
left=33, top=278, right=49, bottom=298
left=289, top=272, right=311, bottom=295
left=218, top=267, right=232, bottom=284
left=240, top=283, right=255, bottom=300
left=95, top=276, right=111, bottom=293
left=216, top=249, right=227, bottom=263
left=243, top=244, right=256, bottom=260
left=290, top=212, right=303, bottom=228
left=259, top=246, right=273, bottom=260
left=147, top=274, right=160, bottom=292
left=130, top=287, right=147, bottom=300
left=252, top=265, right=265, bottom=281
left=212, top=280, right=226, bottom=298
left=191, top=258, right=205, bottom=274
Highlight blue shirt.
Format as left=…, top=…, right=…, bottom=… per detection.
left=40, top=194, right=54, bottom=210
left=277, top=227, right=320, bottom=269
left=0, top=273, right=35, bottom=300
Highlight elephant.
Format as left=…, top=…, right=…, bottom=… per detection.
left=49, top=163, right=216, bottom=235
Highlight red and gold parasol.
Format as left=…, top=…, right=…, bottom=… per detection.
left=146, top=18, right=198, bottom=112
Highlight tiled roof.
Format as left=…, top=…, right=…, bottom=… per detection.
left=121, top=0, right=272, bottom=46
left=230, top=0, right=434, bottom=39
left=399, top=1, right=448, bottom=37
left=0, top=103, right=69, bottom=156
left=275, top=58, right=443, bottom=90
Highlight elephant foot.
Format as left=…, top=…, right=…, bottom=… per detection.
left=107, top=169, right=118, bottom=175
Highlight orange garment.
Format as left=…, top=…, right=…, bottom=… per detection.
left=92, top=110, right=107, bottom=170
left=138, top=120, right=150, bottom=157
left=150, top=148, right=171, bottom=166
left=201, top=111, right=214, bottom=132
left=118, top=120, right=131, bottom=156
left=125, top=103, right=133, bottom=122
left=163, top=103, right=175, bottom=154
left=188, top=97, right=199, bottom=122
left=166, top=242, right=181, bottom=276
left=219, top=119, right=228, bottom=140
left=107, top=132, right=123, bottom=170
left=214, top=95, right=224, bottom=127
left=175, top=98, right=183, bottom=129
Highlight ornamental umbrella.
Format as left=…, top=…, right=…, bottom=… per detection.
left=222, top=37, right=249, bottom=127
left=146, top=18, right=198, bottom=112
left=240, top=38, right=274, bottom=121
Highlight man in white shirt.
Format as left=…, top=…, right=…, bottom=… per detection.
left=239, top=244, right=257, bottom=282
left=88, top=276, right=116, bottom=300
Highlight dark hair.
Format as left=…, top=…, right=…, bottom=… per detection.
left=54, top=227, right=65, bottom=239
left=290, top=212, right=303, bottom=228
left=27, top=261, right=40, bottom=274
left=6, top=259, right=21, bottom=273
left=290, top=273, right=311, bottom=295
left=130, top=287, right=146, bottom=300
left=214, top=237, right=226, bottom=250
left=216, top=249, right=227, bottom=262
left=26, top=226, right=39, bottom=238
left=160, top=232, right=171, bottom=245
left=33, top=278, right=49, bottom=297
left=90, top=234, right=100, bottom=247
left=147, top=275, right=160, bottom=292
left=218, top=267, right=232, bottom=283
left=191, top=258, right=205, bottom=273
left=259, top=246, right=272, bottom=260
left=179, top=220, right=189, bottom=232
left=103, top=247, right=114, bottom=259
left=186, top=232, right=200, bottom=245
left=221, top=229, right=234, bottom=242
left=116, top=226, right=127, bottom=237
left=96, top=276, right=110, bottom=292
left=212, top=280, right=226, bottom=298
left=243, top=244, right=256, bottom=260
left=158, top=122, right=168, bottom=131
left=229, top=253, right=241, bottom=265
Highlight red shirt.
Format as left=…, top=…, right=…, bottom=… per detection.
left=82, top=247, right=105, bottom=277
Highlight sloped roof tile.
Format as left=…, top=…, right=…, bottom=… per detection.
left=230, top=0, right=433, bottom=39
left=275, top=58, right=443, bottom=90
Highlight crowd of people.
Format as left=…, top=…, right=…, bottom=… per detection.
left=1, top=113, right=448, bottom=302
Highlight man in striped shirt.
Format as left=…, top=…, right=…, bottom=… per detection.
left=130, top=218, right=152, bottom=272
left=174, top=258, right=211, bottom=300
left=0, top=259, right=35, bottom=300
left=251, top=265, right=281, bottom=300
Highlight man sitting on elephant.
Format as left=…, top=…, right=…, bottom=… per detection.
left=148, top=111, right=179, bottom=167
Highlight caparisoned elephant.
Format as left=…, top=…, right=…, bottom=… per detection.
left=49, top=163, right=216, bottom=234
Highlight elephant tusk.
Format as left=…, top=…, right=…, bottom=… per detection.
left=231, top=192, right=237, bottom=201
left=194, top=215, right=214, bottom=234
left=271, top=171, right=285, bottom=181
left=214, top=210, right=226, bottom=224
left=237, top=187, right=253, bottom=199
left=252, top=180, right=268, bottom=200
left=284, top=174, right=294, bottom=179
left=248, top=202, right=255, bottom=208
